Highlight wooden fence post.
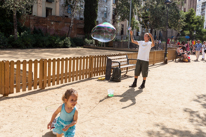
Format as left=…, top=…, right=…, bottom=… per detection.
left=39, top=59, right=44, bottom=89
left=4, top=61, right=10, bottom=96
left=89, top=56, right=93, bottom=78
left=153, top=51, right=156, bottom=65
left=43, top=59, right=47, bottom=89
left=0, top=61, right=5, bottom=96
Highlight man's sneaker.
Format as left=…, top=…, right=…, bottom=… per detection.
left=138, top=85, right=145, bottom=89
left=129, top=83, right=136, bottom=87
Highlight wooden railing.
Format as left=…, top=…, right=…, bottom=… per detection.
left=0, top=49, right=176, bottom=96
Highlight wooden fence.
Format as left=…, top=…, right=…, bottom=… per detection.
left=0, top=49, right=176, bottom=96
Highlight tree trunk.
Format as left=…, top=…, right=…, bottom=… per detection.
left=68, top=1, right=77, bottom=37
left=68, top=16, right=74, bottom=37
left=13, top=9, right=18, bottom=40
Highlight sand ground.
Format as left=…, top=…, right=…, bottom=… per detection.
left=0, top=49, right=206, bottom=137
left=0, top=48, right=131, bottom=61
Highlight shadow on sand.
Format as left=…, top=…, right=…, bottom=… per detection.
left=146, top=94, right=206, bottom=137
left=100, top=88, right=143, bottom=109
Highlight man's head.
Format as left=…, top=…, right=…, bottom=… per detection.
left=197, top=40, right=200, bottom=44
left=144, top=33, right=150, bottom=42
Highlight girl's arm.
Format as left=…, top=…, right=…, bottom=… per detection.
left=47, top=105, right=62, bottom=130
left=63, top=109, right=78, bottom=131
left=130, top=31, right=139, bottom=45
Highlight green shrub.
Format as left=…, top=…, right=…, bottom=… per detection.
left=0, top=32, right=8, bottom=48
left=70, top=37, right=85, bottom=47
left=20, top=31, right=35, bottom=48
left=59, top=37, right=71, bottom=48
left=33, top=34, right=50, bottom=48
left=0, top=27, right=71, bottom=48
left=84, top=38, right=94, bottom=45
left=33, top=27, right=44, bottom=36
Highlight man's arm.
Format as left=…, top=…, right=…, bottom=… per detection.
left=130, top=31, right=139, bottom=45
left=149, top=33, right=155, bottom=47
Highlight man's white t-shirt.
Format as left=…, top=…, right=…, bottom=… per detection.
left=137, top=41, right=152, bottom=62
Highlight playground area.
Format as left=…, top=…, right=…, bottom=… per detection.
left=0, top=48, right=131, bottom=61
left=0, top=48, right=206, bottom=137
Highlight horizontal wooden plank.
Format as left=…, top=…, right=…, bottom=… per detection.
left=112, top=62, right=128, bottom=66
left=111, top=59, right=127, bottom=62
left=108, top=55, right=127, bottom=60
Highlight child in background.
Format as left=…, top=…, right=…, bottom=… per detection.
left=47, top=89, right=78, bottom=137
left=187, top=52, right=191, bottom=62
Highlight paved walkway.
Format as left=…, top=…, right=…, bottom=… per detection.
left=0, top=54, right=206, bottom=137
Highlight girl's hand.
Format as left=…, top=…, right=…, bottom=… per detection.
left=63, top=125, right=70, bottom=131
left=47, top=122, right=52, bottom=130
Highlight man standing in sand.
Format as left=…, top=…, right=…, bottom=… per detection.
left=194, top=40, right=202, bottom=61
left=129, top=31, right=155, bottom=89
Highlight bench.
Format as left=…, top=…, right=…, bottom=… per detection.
left=105, top=55, right=137, bottom=80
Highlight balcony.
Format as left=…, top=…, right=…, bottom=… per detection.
left=46, top=0, right=54, bottom=3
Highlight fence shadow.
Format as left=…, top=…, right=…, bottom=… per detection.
left=0, top=60, right=169, bottom=101
left=146, top=94, right=206, bottom=137
left=0, top=78, right=95, bottom=102
left=99, top=88, right=143, bottom=109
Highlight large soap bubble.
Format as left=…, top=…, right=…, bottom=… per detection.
left=91, top=22, right=116, bottom=43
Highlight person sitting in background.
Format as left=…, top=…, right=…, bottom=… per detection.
left=181, top=41, right=186, bottom=52
left=176, top=46, right=189, bottom=61
left=177, top=46, right=184, bottom=55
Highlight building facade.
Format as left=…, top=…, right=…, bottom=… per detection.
left=196, top=0, right=206, bottom=29
left=177, top=0, right=197, bottom=12
left=32, top=0, right=60, bottom=17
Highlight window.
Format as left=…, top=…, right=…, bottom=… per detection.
left=184, top=0, right=186, bottom=4
left=26, top=6, right=33, bottom=15
left=68, top=5, right=71, bottom=14
left=104, top=7, right=107, bottom=18
left=104, top=0, right=107, bottom=2
left=121, top=24, right=124, bottom=35
left=113, top=8, right=116, bottom=15
left=184, top=8, right=186, bottom=12
left=46, top=8, right=52, bottom=17
left=113, top=0, right=115, bottom=4
left=46, top=0, right=54, bottom=3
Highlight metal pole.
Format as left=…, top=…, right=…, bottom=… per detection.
left=128, top=0, right=132, bottom=49
left=164, top=5, right=168, bottom=64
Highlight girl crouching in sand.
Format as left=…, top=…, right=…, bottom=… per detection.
left=47, top=89, right=78, bottom=137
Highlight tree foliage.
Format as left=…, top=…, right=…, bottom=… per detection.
left=182, top=8, right=204, bottom=40
left=138, top=0, right=185, bottom=33
left=1, top=0, right=35, bottom=40
left=63, top=0, right=84, bottom=36
left=84, top=0, right=99, bottom=35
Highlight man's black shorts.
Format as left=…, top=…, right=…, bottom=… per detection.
left=135, top=59, right=149, bottom=77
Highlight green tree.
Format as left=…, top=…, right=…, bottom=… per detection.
left=182, top=8, right=204, bottom=40
left=64, top=0, right=84, bottom=37
left=138, top=0, right=185, bottom=34
left=0, top=0, right=13, bottom=37
left=1, top=0, right=35, bottom=40
left=84, top=0, right=99, bottom=36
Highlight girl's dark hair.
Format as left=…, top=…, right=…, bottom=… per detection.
left=181, top=41, right=185, bottom=45
left=62, top=89, right=78, bottom=103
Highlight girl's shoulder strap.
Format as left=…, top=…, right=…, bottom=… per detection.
left=73, top=106, right=77, bottom=111
left=61, top=103, right=65, bottom=111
